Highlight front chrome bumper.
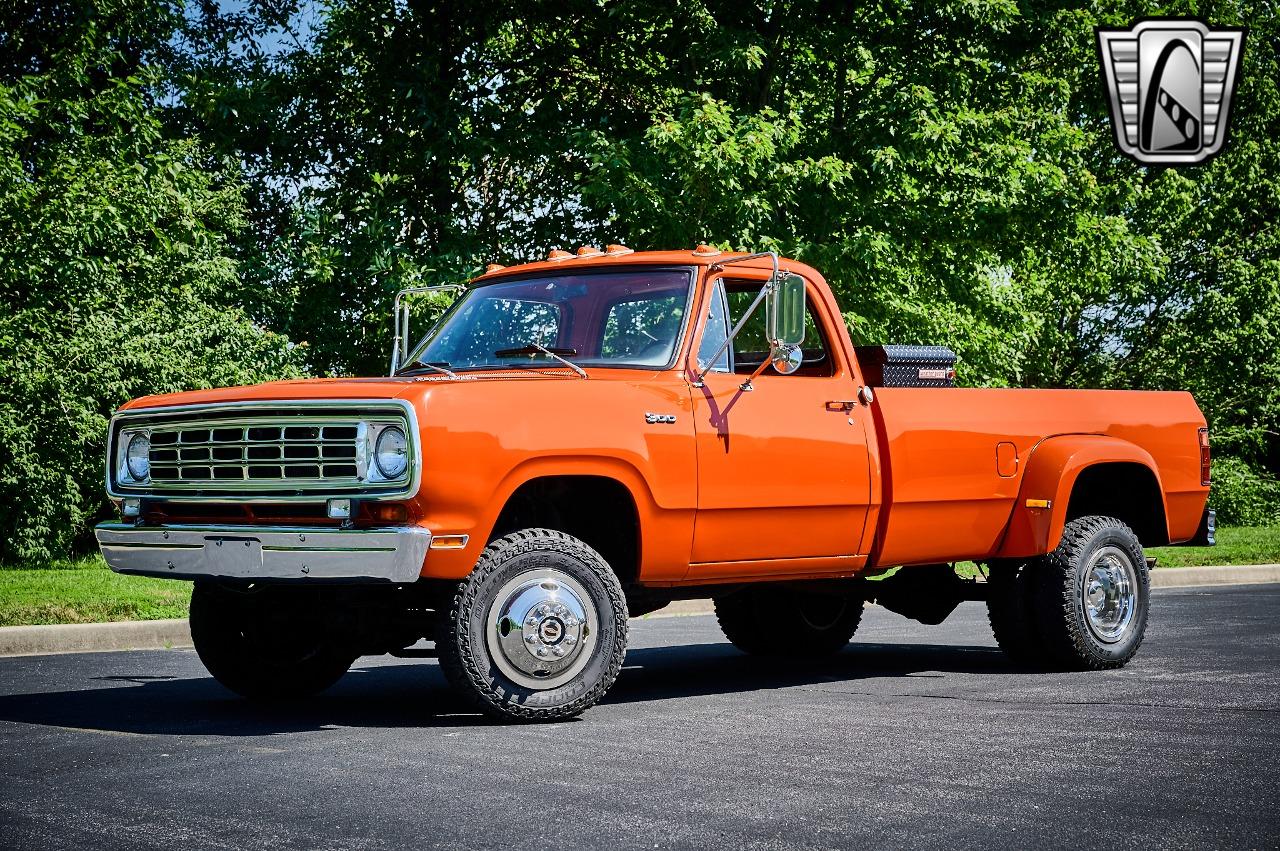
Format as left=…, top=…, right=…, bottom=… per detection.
left=94, top=523, right=431, bottom=583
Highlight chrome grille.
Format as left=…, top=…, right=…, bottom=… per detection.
left=148, top=421, right=360, bottom=485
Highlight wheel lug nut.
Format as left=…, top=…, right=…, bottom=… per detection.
left=524, top=634, right=537, bottom=645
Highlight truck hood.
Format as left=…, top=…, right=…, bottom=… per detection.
left=119, top=370, right=597, bottom=411
left=120, top=377, right=425, bottom=410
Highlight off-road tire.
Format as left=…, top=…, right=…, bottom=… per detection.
left=986, top=560, right=1046, bottom=666
left=189, top=583, right=355, bottom=700
left=1031, top=515, right=1150, bottom=670
left=714, top=587, right=864, bottom=656
left=435, top=529, right=628, bottom=722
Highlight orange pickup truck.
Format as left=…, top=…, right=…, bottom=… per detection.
left=96, top=248, right=1214, bottom=720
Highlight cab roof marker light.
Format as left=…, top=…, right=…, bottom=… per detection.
left=484, top=263, right=506, bottom=274
left=547, top=248, right=573, bottom=261
left=605, top=244, right=633, bottom=256
left=576, top=246, right=605, bottom=258
left=693, top=244, right=722, bottom=256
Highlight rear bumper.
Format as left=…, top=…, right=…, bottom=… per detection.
left=94, top=523, right=431, bottom=583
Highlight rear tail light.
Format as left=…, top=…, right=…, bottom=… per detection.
left=1198, top=428, right=1211, bottom=486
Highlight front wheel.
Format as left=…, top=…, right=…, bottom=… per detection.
left=714, top=587, right=864, bottom=656
left=189, top=583, right=355, bottom=700
left=1031, top=516, right=1150, bottom=670
left=435, top=529, right=629, bottom=722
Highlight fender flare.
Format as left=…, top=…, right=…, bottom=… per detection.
left=481, top=453, right=660, bottom=542
left=997, top=434, right=1168, bottom=559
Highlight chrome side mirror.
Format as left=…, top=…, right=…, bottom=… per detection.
left=766, top=273, right=806, bottom=372
left=693, top=252, right=808, bottom=386
left=769, top=344, right=803, bottom=375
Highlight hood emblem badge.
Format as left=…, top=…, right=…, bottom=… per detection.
left=645, top=413, right=677, bottom=425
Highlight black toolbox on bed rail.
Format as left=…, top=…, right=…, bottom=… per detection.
left=855, top=345, right=958, bottom=388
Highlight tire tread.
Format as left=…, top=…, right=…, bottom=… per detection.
left=1032, top=515, right=1149, bottom=671
left=436, top=528, right=628, bottom=722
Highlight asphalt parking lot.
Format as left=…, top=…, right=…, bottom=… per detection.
left=0, top=583, right=1277, bottom=850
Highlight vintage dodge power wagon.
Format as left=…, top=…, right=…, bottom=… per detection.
left=96, top=247, right=1214, bottom=720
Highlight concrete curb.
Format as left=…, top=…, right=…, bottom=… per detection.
left=0, top=618, right=192, bottom=657
left=1, top=566, right=1277, bottom=657
left=1149, top=563, right=1280, bottom=588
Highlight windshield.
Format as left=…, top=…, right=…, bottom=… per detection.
left=400, top=268, right=693, bottom=373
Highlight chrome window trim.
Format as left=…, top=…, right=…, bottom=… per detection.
left=105, top=398, right=422, bottom=503
left=398, top=264, right=698, bottom=375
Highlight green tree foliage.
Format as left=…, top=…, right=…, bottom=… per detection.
left=1021, top=2, right=1280, bottom=464
left=192, top=1, right=1277, bottom=457
left=1208, top=456, right=1280, bottom=526
left=0, top=1, right=303, bottom=562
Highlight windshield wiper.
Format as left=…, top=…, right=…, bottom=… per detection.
left=398, top=359, right=458, bottom=379
left=494, top=343, right=588, bottom=379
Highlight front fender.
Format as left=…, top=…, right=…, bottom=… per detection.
left=418, top=453, right=694, bottom=582
left=997, top=435, right=1166, bottom=559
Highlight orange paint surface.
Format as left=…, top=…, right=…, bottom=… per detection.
left=120, top=250, right=1210, bottom=584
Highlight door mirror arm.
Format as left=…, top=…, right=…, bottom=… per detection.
left=691, top=252, right=808, bottom=385
left=389, top=283, right=466, bottom=375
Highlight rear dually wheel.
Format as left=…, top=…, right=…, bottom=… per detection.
left=1031, top=515, right=1150, bottom=670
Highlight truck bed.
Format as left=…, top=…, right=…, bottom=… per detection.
left=869, top=388, right=1207, bottom=568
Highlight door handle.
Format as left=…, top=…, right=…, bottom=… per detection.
left=826, top=387, right=874, bottom=413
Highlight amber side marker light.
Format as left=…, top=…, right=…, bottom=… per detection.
left=1026, top=499, right=1052, bottom=509
left=1199, top=427, right=1211, bottom=486
left=430, top=534, right=470, bottom=550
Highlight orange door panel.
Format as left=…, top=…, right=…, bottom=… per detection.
left=689, top=374, right=872, bottom=565
left=686, top=273, right=873, bottom=571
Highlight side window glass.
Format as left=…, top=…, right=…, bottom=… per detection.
left=697, top=281, right=731, bottom=372
left=724, top=281, right=832, bottom=376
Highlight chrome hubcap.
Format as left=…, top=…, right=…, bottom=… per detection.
left=486, top=570, right=598, bottom=689
left=1082, top=546, right=1137, bottom=644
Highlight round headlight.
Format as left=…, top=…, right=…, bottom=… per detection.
left=374, top=427, right=408, bottom=479
left=126, top=433, right=150, bottom=481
